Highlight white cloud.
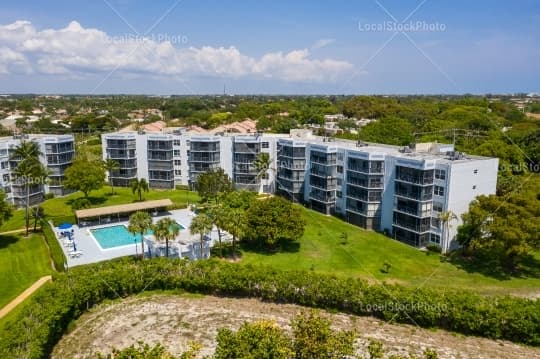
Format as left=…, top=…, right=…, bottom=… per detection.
left=312, top=38, right=335, bottom=50
left=0, top=20, right=353, bottom=82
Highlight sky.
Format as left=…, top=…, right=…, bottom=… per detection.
left=0, top=0, right=539, bottom=95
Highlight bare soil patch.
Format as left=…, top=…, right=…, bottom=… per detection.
left=52, top=294, right=540, bottom=359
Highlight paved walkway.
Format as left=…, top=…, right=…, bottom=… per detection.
left=0, top=275, right=52, bottom=320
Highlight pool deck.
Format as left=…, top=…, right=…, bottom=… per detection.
left=54, top=209, right=221, bottom=268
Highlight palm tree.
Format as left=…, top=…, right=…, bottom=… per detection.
left=0, top=190, right=13, bottom=227
left=128, top=211, right=152, bottom=259
left=103, top=158, right=119, bottom=195
left=10, top=140, right=47, bottom=236
left=152, top=217, right=179, bottom=257
left=207, top=204, right=226, bottom=258
left=223, top=208, right=246, bottom=260
left=253, top=152, right=271, bottom=191
left=189, top=213, right=213, bottom=260
left=439, top=210, right=458, bottom=253
left=31, top=205, right=44, bottom=232
left=130, top=178, right=149, bottom=201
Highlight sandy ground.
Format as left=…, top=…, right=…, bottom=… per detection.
left=52, top=294, right=540, bottom=359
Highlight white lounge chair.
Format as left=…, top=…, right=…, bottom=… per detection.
left=69, top=251, right=83, bottom=258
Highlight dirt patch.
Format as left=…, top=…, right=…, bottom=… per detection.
left=52, top=294, right=540, bottom=359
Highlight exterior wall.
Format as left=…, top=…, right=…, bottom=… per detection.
left=444, top=158, right=499, bottom=251
left=101, top=131, right=498, bottom=253
left=0, top=134, right=75, bottom=206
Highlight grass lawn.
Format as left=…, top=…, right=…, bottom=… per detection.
left=240, top=207, right=540, bottom=296
left=0, top=234, right=52, bottom=309
left=0, top=187, right=200, bottom=231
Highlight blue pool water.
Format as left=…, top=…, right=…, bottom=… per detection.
left=91, top=225, right=142, bottom=249
left=91, top=222, right=185, bottom=249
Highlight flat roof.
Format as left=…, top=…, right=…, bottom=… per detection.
left=75, top=199, right=173, bottom=219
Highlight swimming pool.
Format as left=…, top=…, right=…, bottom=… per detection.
left=91, top=222, right=186, bottom=250
left=91, top=225, right=143, bottom=249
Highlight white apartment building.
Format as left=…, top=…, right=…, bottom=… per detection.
left=0, top=134, right=76, bottom=206
left=102, top=129, right=498, bottom=252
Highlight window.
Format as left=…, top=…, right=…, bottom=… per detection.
left=433, top=202, right=443, bottom=212
left=174, top=170, right=182, bottom=176
left=337, top=165, right=343, bottom=174
left=2, top=174, right=9, bottom=182
left=431, top=217, right=441, bottom=229
left=173, top=140, right=181, bottom=146
left=434, top=186, right=444, bottom=196
left=174, top=160, right=181, bottom=166
left=337, top=178, right=342, bottom=186
left=262, top=142, right=269, bottom=148
left=473, top=169, right=478, bottom=174
left=173, top=150, right=181, bottom=157
left=435, top=169, right=446, bottom=180
left=430, top=233, right=441, bottom=244
left=337, top=153, right=343, bottom=161
left=336, top=191, right=342, bottom=198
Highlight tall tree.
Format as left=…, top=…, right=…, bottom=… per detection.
left=222, top=208, right=246, bottom=259
left=438, top=210, right=457, bottom=253
left=457, top=194, right=540, bottom=271
left=0, top=190, right=13, bottom=228
left=130, top=178, right=149, bottom=201
left=128, top=211, right=152, bottom=259
left=253, top=152, right=270, bottom=178
left=189, top=213, right=213, bottom=259
left=152, top=217, right=179, bottom=258
left=31, top=205, right=44, bottom=232
left=207, top=204, right=226, bottom=258
left=10, top=140, right=47, bottom=236
left=195, top=168, right=233, bottom=204
left=64, top=156, right=105, bottom=198
left=103, top=158, right=119, bottom=195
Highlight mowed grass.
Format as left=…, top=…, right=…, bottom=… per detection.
left=241, top=207, right=540, bottom=296
left=0, top=187, right=200, bottom=231
left=0, top=234, right=52, bottom=308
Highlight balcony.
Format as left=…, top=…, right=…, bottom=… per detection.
left=394, top=188, right=432, bottom=202
left=395, top=166, right=434, bottom=185
left=106, top=140, right=136, bottom=150
left=394, top=205, right=431, bottom=218
left=309, top=191, right=335, bottom=203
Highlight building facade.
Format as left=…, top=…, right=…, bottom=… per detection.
left=102, top=130, right=498, bottom=252
left=0, top=134, right=75, bottom=206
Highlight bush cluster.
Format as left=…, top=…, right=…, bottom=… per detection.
left=0, top=258, right=538, bottom=358
left=40, top=220, right=66, bottom=272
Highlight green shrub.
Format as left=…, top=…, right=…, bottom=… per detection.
left=0, top=258, right=538, bottom=358
left=44, top=193, right=55, bottom=200
left=426, top=244, right=442, bottom=253
left=175, top=184, right=190, bottom=191
left=41, top=220, right=66, bottom=272
left=70, top=198, right=92, bottom=210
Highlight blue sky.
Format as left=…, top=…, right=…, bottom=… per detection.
left=0, top=0, right=538, bottom=94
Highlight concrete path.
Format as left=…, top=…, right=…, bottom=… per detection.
left=0, top=275, right=52, bottom=320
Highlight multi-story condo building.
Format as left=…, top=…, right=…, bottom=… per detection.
left=102, top=130, right=498, bottom=253
left=0, top=134, right=75, bottom=206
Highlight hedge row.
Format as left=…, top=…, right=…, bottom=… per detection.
left=41, top=220, right=66, bottom=272
left=0, top=258, right=538, bottom=358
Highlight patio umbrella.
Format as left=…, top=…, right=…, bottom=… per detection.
left=59, top=223, right=72, bottom=230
